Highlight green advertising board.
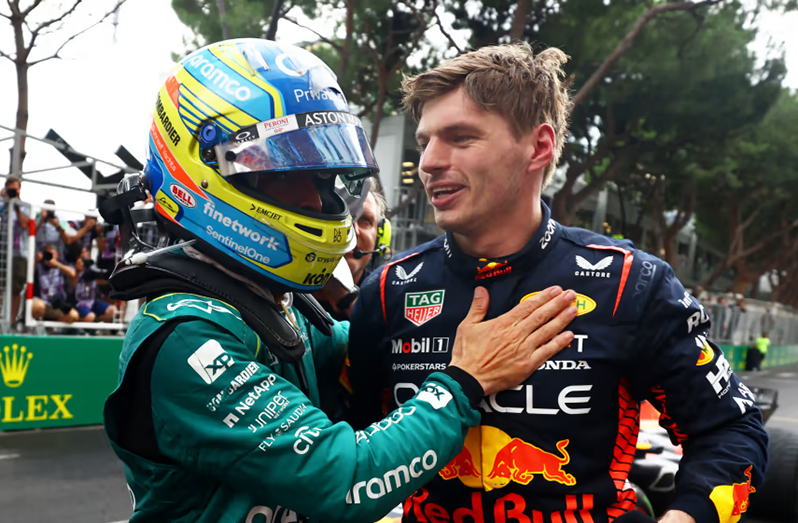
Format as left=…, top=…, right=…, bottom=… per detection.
left=720, top=343, right=798, bottom=372
left=0, top=333, right=796, bottom=432
left=0, top=335, right=123, bottom=431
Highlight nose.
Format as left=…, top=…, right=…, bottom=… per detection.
left=419, top=137, right=448, bottom=178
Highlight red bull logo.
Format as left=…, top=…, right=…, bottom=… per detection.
left=695, top=335, right=714, bottom=366
left=475, top=260, right=511, bottom=280
left=709, top=465, right=756, bottom=523
left=439, top=426, right=577, bottom=491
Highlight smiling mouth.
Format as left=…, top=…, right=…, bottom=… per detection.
left=431, top=187, right=463, bottom=201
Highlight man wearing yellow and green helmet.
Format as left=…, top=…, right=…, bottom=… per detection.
left=101, top=39, right=579, bottom=523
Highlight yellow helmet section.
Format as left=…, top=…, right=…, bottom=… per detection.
left=144, top=39, right=375, bottom=291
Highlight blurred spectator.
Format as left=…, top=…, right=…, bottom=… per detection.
left=35, top=199, right=69, bottom=258
left=31, top=244, right=78, bottom=323
left=64, top=215, right=99, bottom=259
left=761, top=308, right=775, bottom=336
left=0, top=174, right=30, bottom=324
left=313, top=180, right=387, bottom=320
left=747, top=332, right=770, bottom=372
left=70, top=256, right=116, bottom=323
left=96, top=223, right=119, bottom=273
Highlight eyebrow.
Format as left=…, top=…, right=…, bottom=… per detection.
left=415, top=123, right=484, bottom=143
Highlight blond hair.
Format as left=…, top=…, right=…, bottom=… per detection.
left=401, top=43, right=572, bottom=186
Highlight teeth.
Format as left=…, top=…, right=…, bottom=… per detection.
left=433, top=188, right=459, bottom=198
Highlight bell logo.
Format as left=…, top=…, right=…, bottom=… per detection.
left=0, top=344, right=32, bottom=388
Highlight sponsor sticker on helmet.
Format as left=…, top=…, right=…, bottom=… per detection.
left=170, top=184, right=196, bottom=208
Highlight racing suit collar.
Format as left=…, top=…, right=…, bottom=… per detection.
left=442, top=201, right=561, bottom=281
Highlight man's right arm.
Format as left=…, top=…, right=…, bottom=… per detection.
left=151, top=319, right=481, bottom=523
left=347, top=270, right=389, bottom=429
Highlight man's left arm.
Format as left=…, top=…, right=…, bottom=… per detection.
left=630, top=262, right=767, bottom=523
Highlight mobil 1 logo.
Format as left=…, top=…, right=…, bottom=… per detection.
left=392, top=337, right=450, bottom=355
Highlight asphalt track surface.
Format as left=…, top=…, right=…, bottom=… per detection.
left=0, top=365, right=795, bottom=523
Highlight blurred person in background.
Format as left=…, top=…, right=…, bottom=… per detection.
left=1, top=174, right=30, bottom=324
left=35, top=199, right=69, bottom=258
left=96, top=223, right=119, bottom=273
left=313, top=178, right=391, bottom=321
left=65, top=215, right=100, bottom=256
left=70, top=255, right=117, bottom=324
left=30, top=244, right=78, bottom=323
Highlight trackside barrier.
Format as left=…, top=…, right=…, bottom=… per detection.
left=720, top=343, right=798, bottom=372
left=0, top=334, right=123, bottom=431
left=0, top=334, right=796, bottom=432
left=22, top=201, right=128, bottom=331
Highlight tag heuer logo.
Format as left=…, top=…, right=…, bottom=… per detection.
left=405, top=290, right=445, bottom=326
left=188, top=339, right=235, bottom=384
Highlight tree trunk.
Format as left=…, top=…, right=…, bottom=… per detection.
left=551, top=176, right=576, bottom=225
left=730, top=263, right=758, bottom=296
left=216, top=0, right=230, bottom=39
left=509, top=0, right=530, bottom=41
left=11, top=60, right=28, bottom=174
left=369, top=73, right=388, bottom=149
left=662, top=232, right=676, bottom=267
left=617, top=183, right=627, bottom=237
left=338, top=0, right=355, bottom=79
left=265, top=0, right=285, bottom=40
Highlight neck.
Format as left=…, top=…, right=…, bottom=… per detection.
left=453, top=198, right=543, bottom=259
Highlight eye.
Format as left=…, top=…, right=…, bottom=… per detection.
left=453, top=135, right=473, bottom=144
left=416, top=142, right=428, bottom=153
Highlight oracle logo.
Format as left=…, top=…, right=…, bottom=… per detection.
left=170, top=184, right=196, bottom=208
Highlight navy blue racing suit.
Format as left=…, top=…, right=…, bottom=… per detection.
left=348, top=202, right=767, bottom=523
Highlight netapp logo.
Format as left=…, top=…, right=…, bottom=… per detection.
left=391, top=337, right=449, bottom=355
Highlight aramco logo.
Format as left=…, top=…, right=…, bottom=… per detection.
left=0, top=344, right=32, bottom=388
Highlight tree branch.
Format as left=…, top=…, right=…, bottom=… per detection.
left=30, top=0, right=83, bottom=36
left=431, top=1, right=463, bottom=54
left=30, top=0, right=126, bottom=65
left=572, top=0, right=723, bottom=109
left=21, top=0, right=45, bottom=17
left=282, top=16, right=343, bottom=52
left=0, top=48, right=14, bottom=62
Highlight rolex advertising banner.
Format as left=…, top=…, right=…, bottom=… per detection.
left=0, top=335, right=123, bottom=431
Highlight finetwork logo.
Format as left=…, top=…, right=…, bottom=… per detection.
left=188, top=340, right=235, bottom=384
left=0, top=344, right=32, bottom=388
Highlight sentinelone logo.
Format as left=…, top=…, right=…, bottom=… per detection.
left=0, top=344, right=73, bottom=422
left=203, top=202, right=281, bottom=264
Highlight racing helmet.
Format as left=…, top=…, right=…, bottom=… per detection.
left=144, top=38, right=378, bottom=291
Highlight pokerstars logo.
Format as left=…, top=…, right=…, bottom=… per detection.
left=404, top=290, right=445, bottom=326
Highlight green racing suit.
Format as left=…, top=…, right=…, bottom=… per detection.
left=104, top=292, right=482, bottom=523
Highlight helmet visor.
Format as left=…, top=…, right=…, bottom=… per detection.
left=216, top=111, right=378, bottom=187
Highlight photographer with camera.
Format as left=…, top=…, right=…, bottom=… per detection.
left=1, top=175, right=30, bottom=324
left=35, top=199, right=69, bottom=258
left=69, top=255, right=116, bottom=323
left=64, top=215, right=99, bottom=254
left=30, top=244, right=79, bottom=323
